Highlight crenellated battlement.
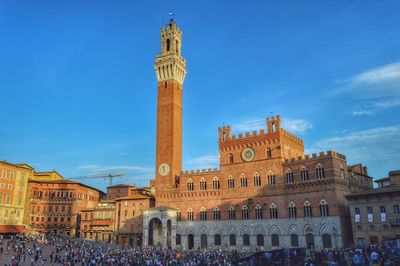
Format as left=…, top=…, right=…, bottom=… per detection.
left=284, top=150, right=346, bottom=164
left=280, top=128, right=304, bottom=145
left=218, top=115, right=303, bottom=146
left=180, top=168, right=220, bottom=176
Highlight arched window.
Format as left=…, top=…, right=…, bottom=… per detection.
left=176, top=209, right=181, bottom=221
left=271, top=234, right=279, bottom=247
left=291, top=234, right=299, bottom=247
left=266, top=148, right=272, bottom=158
left=304, top=201, right=312, bottom=218
left=242, top=205, right=249, bottom=220
left=176, top=234, right=181, bottom=245
left=286, top=169, right=294, bottom=183
left=213, top=207, right=221, bottom=220
left=228, top=176, right=235, bottom=188
left=243, top=234, right=250, bottom=246
left=316, top=164, right=325, bottom=179
left=200, top=207, right=207, bottom=221
left=254, top=173, right=261, bottom=187
left=228, top=153, right=233, bottom=164
left=340, top=164, right=345, bottom=178
left=257, top=234, right=264, bottom=246
left=268, top=171, right=276, bottom=186
left=187, top=179, right=194, bottom=191
left=320, top=200, right=329, bottom=216
left=288, top=202, right=297, bottom=219
left=187, top=208, right=193, bottom=221
left=214, top=234, right=221, bottom=246
left=229, top=234, right=236, bottom=246
left=322, top=234, right=332, bottom=248
left=212, top=177, right=220, bottom=190
left=270, top=203, right=278, bottom=219
left=240, top=174, right=248, bottom=188
left=301, top=167, right=309, bottom=182
left=255, top=204, right=263, bottom=219
left=166, top=39, right=170, bottom=51
left=229, top=206, right=236, bottom=220
left=200, top=178, right=207, bottom=190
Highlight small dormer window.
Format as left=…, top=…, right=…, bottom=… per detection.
left=166, top=39, right=170, bottom=51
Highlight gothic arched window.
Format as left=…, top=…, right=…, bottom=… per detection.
left=213, top=207, right=221, bottom=220
left=304, top=201, right=312, bottom=218
left=288, top=202, right=297, bottom=219
left=187, top=179, right=194, bottom=191
left=212, top=177, right=220, bottom=190
left=200, top=178, right=207, bottom=190
left=200, top=207, right=207, bottom=221
left=286, top=169, right=294, bottom=183
left=255, top=204, right=263, bottom=219
left=228, top=176, right=235, bottom=188
left=187, top=208, right=193, bottom=221
left=242, top=205, right=249, bottom=220
left=270, top=203, right=278, bottom=219
left=301, top=167, right=309, bottom=182
left=229, top=206, right=236, bottom=220
left=316, top=164, right=325, bottom=179
left=254, top=173, right=261, bottom=187
left=320, top=199, right=329, bottom=217
left=268, top=171, right=276, bottom=186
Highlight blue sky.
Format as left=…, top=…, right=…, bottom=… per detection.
left=1, top=1, right=399, bottom=191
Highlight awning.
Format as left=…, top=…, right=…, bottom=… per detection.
left=0, top=225, right=26, bottom=234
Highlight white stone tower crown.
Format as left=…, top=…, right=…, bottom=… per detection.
left=154, top=19, right=187, bottom=85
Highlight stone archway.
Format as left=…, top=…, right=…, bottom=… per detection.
left=188, top=234, right=194, bottom=250
left=148, top=217, right=162, bottom=246
left=143, top=207, right=177, bottom=249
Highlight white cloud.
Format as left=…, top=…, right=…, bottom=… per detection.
left=308, top=125, right=400, bottom=164
left=119, top=151, right=134, bottom=156
left=231, top=117, right=265, bottom=132
left=77, top=164, right=153, bottom=174
left=334, top=61, right=400, bottom=98
left=184, top=155, right=219, bottom=170
left=350, top=98, right=400, bottom=116
left=281, top=119, right=312, bottom=134
left=332, top=61, right=400, bottom=116
left=232, top=117, right=312, bottom=135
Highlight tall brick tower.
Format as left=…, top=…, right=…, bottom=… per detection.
left=154, top=19, right=186, bottom=193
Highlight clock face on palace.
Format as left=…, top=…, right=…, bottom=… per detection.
left=158, top=163, right=170, bottom=176
left=241, top=147, right=255, bottom=162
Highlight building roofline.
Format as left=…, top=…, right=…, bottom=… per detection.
left=28, top=178, right=105, bottom=195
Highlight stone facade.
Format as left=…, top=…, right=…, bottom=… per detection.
left=25, top=171, right=104, bottom=237
left=81, top=200, right=115, bottom=243
left=0, top=161, right=33, bottom=234
left=346, top=170, right=400, bottom=246
left=143, top=19, right=374, bottom=251
left=115, top=192, right=155, bottom=246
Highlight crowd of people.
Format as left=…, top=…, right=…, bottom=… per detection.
left=0, top=233, right=399, bottom=265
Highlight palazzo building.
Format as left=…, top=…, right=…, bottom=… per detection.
left=346, top=170, right=400, bottom=246
left=0, top=161, right=33, bottom=235
left=142, top=19, right=373, bottom=251
left=25, top=171, right=104, bottom=236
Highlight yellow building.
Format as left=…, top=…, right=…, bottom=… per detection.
left=0, top=161, right=33, bottom=234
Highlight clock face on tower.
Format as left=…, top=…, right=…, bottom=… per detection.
left=241, top=147, right=256, bottom=162
left=158, top=163, right=170, bottom=176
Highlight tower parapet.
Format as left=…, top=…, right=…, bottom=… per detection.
left=154, top=19, right=187, bottom=85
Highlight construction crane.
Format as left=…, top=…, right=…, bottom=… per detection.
left=69, top=173, right=125, bottom=187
